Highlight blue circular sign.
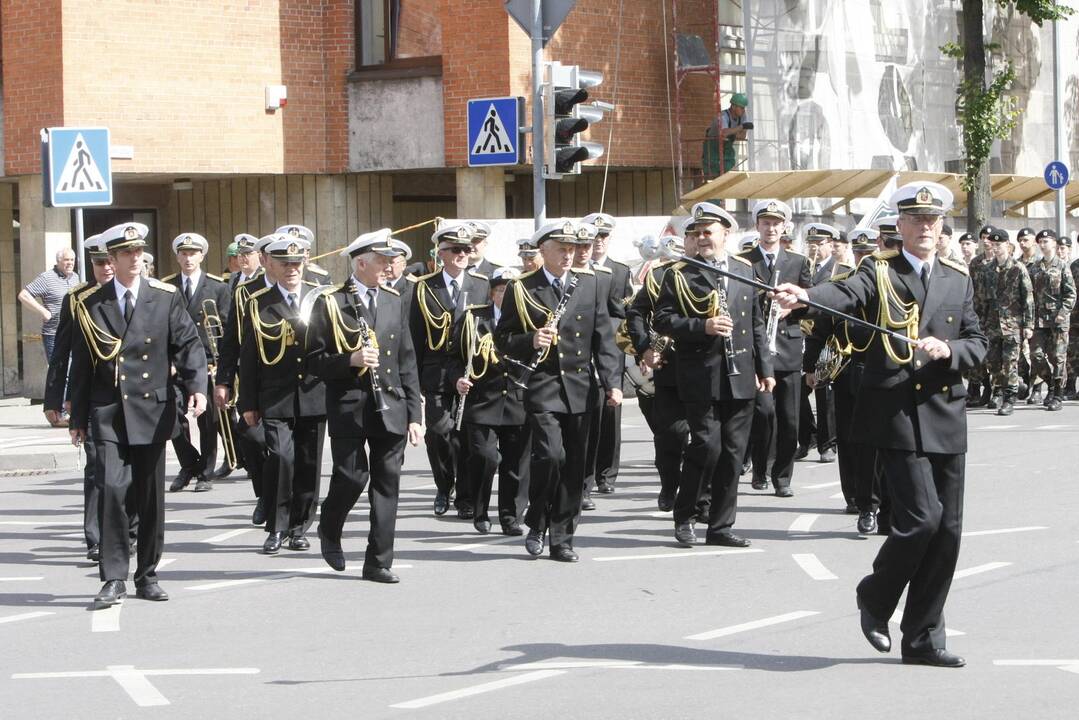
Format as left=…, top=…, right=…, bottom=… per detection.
left=1045, top=161, right=1070, bottom=190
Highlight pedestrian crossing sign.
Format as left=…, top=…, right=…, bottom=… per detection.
left=43, top=127, right=113, bottom=208
left=467, top=96, right=523, bottom=167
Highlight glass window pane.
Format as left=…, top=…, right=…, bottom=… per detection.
left=391, top=0, right=441, bottom=59
left=360, top=0, right=386, bottom=65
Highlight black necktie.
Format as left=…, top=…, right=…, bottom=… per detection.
left=449, top=278, right=458, bottom=308
left=552, top=277, right=563, bottom=298
left=287, top=293, right=297, bottom=311
left=366, top=289, right=377, bottom=319
left=920, top=265, right=930, bottom=293
left=766, top=254, right=776, bottom=275
left=124, top=290, right=134, bottom=324
left=184, top=279, right=193, bottom=302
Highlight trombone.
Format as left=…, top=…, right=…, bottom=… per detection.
left=202, top=298, right=238, bottom=471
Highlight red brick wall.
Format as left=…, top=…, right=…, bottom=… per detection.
left=2, top=0, right=64, bottom=175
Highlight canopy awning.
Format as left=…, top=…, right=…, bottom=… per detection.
left=680, top=169, right=1079, bottom=218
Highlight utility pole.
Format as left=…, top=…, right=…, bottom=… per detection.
left=1052, top=17, right=1066, bottom=237
left=531, top=0, right=546, bottom=230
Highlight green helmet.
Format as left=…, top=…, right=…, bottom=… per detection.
left=226, top=241, right=239, bottom=257
left=731, top=93, right=748, bottom=108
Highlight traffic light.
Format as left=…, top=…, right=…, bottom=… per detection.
left=542, top=61, right=610, bottom=179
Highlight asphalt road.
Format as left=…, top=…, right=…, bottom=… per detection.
left=1, top=399, right=1077, bottom=718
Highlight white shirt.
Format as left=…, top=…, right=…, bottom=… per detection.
left=543, top=267, right=570, bottom=289
left=902, top=248, right=934, bottom=279
left=264, top=275, right=274, bottom=289
left=180, top=269, right=202, bottom=297
left=493, top=304, right=502, bottom=325
left=442, top=269, right=464, bottom=295
left=352, top=276, right=378, bottom=311
left=592, top=255, right=608, bottom=268
left=114, top=277, right=142, bottom=316
left=277, top=284, right=301, bottom=306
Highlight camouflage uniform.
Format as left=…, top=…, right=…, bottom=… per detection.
left=1029, top=255, right=1076, bottom=390
left=978, top=257, right=1033, bottom=395
left=1067, top=257, right=1079, bottom=385
left=965, top=252, right=994, bottom=394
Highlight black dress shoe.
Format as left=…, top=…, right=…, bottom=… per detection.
left=135, top=583, right=169, bottom=601
left=581, top=495, right=596, bottom=511
left=656, top=491, right=674, bottom=512
left=694, top=508, right=710, bottom=524
left=741, top=460, right=752, bottom=476
left=674, top=522, right=696, bottom=547
left=901, top=648, right=966, bottom=668
left=193, top=475, right=213, bottom=492
left=877, top=522, right=891, bottom=536
left=705, top=532, right=751, bottom=548
left=92, top=580, right=126, bottom=609
left=525, top=530, right=544, bottom=556
left=819, top=448, right=837, bottom=463
left=433, top=492, right=449, bottom=516
left=751, top=477, right=768, bottom=490
left=844, top=501, right=859, bottom=515
left=251, top=497, right=267, bottom=526
left=209, top=463, right=234, bottom=480
left=596, top=482, right=615, bottom=494
left=795, top=445, right=810, bottom=460
left=857, top=596, right=891, bottom=653
left=550, top=546, right=579, bottom=562
left=474, top=519, right=492, bottom=535
left=86, top=545, right=101, bottom=562
left=362, top=566, right=400, bottom=583
left=317, top=526, right=345, bottom=571
left=457, top=504, right=475, bottom=520
left=262, top=532, right=285, bottom=554
left=287, top=535, right=310, bottom=551
left=857, top=511, right=878, bottom=535
left=775, top=487, right=794, bottom=498
left=500, top=517, right=524, bottom=536
left=168, top=469, right=193, bottom=492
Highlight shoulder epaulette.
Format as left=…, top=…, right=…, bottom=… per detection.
left=872, top=249, right=900, bottom=260
left=416, top=270, right=440, bottom=282
left=856, top=254, right=875, bottom=269
left=517, top=268, right=539, bottom=280
left=205, top=273, right=224, bottom=282
left=307, top=265, right=329, bottom=276
left=736, top=250, right=756, bottom=261
left=222, top=271, right=231, bottom=280
left=831, top=270, right=853, bottom=282
left=607, top=258, right=630, bottom=270
left=836, top=262, right=854, bottom=272
left=78, top=283, right=103, bottom=301
left=672, top=261, right=687, bottom=271
left=302, top=280, right=320, bottom=287
left=159, top=273, right=178, bottom=283
left=592, top=264, right=613, bottom=274
left=381, top=285, right=401, bottom=297
left=468, top=269, right=489, bottom=280
left=68, top=281, right=92, bottom=295
left=785, top=249, right=808, bottom=259
left=574, top=267, right=595, bottom=276
left=730, top=254, right=752, bottom=266
left=939, top=256, right=969, bottom=276
left=405, top=274, right=421, bottom=284
left=148, top=278, right=177, bottom=293
left=249, top=287, right=271, bottom=300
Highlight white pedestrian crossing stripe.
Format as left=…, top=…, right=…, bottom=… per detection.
left=470, top=105, right=515, bottom=156
left=55, top=133, right=108, bottom=194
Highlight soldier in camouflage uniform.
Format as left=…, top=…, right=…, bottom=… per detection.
left=1014, top=227, right=1041, bottom=402
left=965, top=225, right=996, bottom=407
left=1064, top=236, right=1079, bottom=399
left=1028, top=230, right=1076, bottom=410
left=976, top=229, right=1033, bottom=416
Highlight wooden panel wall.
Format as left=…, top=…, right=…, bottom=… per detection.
left=510, top=168, right=679, bottom=219
left=159, top=174, right=396, bottom=281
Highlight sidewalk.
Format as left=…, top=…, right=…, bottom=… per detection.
left=0, top=399, right=80, bottom=472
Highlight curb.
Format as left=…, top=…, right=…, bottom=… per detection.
left=0, top=450, right=71, bottom=473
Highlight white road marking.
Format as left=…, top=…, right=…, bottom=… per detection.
left=57, top=532, right=84, bottom=538
left=506, top=660, right=734, bottom=671
left=185, top=578, right=265, bottom=591
left=91, top=603, right=123, bottom=633
left=390, top=669, right=565, bottom=709
left=994, top=659, right=1079, bottom=666
left=1033, top=425, right=1073, bottom=430
left=184, top=565, right=414, bottom=591
left=788, top=514, right=819, bottom=533
left=157, top=559, right=176, bottom=569
left=0, top=576, right=44, bottom=582
left=891, top=610, right=964, bottom=636
left=0, top=611, right=54, bottom=625
left=11, top=666, right=259, bottom=708
left=0, top=520, right=82, bottom=526
left=829, top=492, right=845, bottom=500
left=441, top=535, right=520, bottom=552
left=953, top=562, right=1012, bottom=579
left=593, top=548, right=763, bottom=562
left=685, top=611, right=821, bottom=641
left=978, top=424, right=1020, bottom=430
left=802, top=481, right=841, bottom=490
left=202, top=528, right=255, bottom=544
left=792, top=553, right=837, bottom=580
left=963, top=526, right=1047, bottom=538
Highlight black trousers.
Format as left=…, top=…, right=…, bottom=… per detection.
left=262, top=416, right=324, bottom=536
left=857, top=449, right=964, bottom=654
left=751, top=370, right=800, bottom=489
left=526, top=411, right=590, bottom=550
left=96, top=440, right=165, bottom=587
left=423, top=391, right=470, bottom=508
left=798, top=381, right=816, bottom=448
left=319, top=431, right=407, bottom=570
left=172, top=373, right=218, bottom=476
left=674, top=399, right=754, bottom=535
left=639, top=384, right=689, bottom=499
left=465, top=423, right=528, bottom=524
left=813, top=384, right=836, bottom=452
left=83, top=426, right=138, bottom=548
left=237, top=414, right=267, bottom=498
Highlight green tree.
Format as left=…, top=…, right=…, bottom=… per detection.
left=942, top=0, right=1073, bottom=232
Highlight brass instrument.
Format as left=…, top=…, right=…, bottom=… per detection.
left=355, top=315, right=391, bottom=413
left=814, top=336, right=851, bottom=386
left=202, top=298, right=238, bottom=470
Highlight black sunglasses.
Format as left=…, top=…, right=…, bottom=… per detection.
left=441, top=246, right=470, bottom=255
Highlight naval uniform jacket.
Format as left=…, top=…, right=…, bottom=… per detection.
left=161, top=272, right=232, bottom=364
left=238, top=283, right=326, bottom=420
left=593, top=257, right=634, bottom=321
left=806, top=250, right=987, bottom=454
left=410, top=269, right=490, bottom=394
left=494, top=267, right=621, bottom=415
left=44, top=280, right=95, bottom=412
left=68, top=279, right=207, bottom=445
left=215, top=273, right=271, bottom=390
left=652, top=254, right=773, bottom=402
left=738, top=245, right=813, bottom=373
left=305, top=280, right=421, bottom=438
left=450, top=304, right=526, bottom=427
left=625, top=262, right=678, bottom=390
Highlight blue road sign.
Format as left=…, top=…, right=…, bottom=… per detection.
left=467, top=97, right=522, bottom=167
left=44, top=127, right=113, bottom=207
left=1045, top=161, right=1070, bottom=190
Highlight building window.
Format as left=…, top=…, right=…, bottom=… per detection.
left=356, top=0, right=442, bottom=69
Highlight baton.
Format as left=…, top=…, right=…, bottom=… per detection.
left=637, top=236, right=918, bottom=347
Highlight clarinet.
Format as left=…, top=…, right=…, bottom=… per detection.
left=506, top=273, right=580, bottom=389
left=764, top=264, right=781, bottom=355
left=356, top=316, right=390, bottom=413
left=716, top=282, right=740, bottom=376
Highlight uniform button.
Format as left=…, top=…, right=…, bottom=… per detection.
left=576, top=368, right=583, bottom=373
left=297, top=374, right=303, bottom=379
left=296, top=358, right=302, bottom=363
left=390, top=334, right=395, bottom=339
left=385, top=367, right=393, bottom=373
left=576, top=315, right=582, bottom=320
left=558, top=352, right=564, bottom=358
left=575, top=332, right=581, bottom=337
left=120, top=374, right=127, bottom=381
left=946, top=316, right=954, bottom=323
left=915, top=360, right=922, bottom=368
left=560, top=370, right=565, bottom=375
left=123, top=394, right=128, bottom=400
left=143, top=393, right=150, bottom=399
left=142, top=372, right=149, bottom=378
left=741, top=329, right=746, bottom=335
left=145, top=338, right=152, bottom=343
left=576, top=350, right=582, bottom=356
left=915, top=383, right=922, bottom=390
left=503, top=372, right=508, bottom=377
left=119, top=356, right=125, bottom=363
left=741, top=311, right=746, bottom=316
left=501, top=390, right=507, bottom=395
left=941, top=386, right=948, bottom=393
left=385, top=350, right=391, bottom=355
left=141, top=354, right=148, bottom=361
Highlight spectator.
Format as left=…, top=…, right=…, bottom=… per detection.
left=702, top=93, right=750, bottom=177
left=18, top=247, right=80, bottom=361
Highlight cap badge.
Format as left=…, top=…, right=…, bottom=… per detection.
left=456, top=227, right=471, bottom=240
left=287, top=243, right=300, bottom=255
left=287, top=227, right=300, bottom=237
left=562, top=221, right=575, bottom=235
left=767, top=201, right=779, bottom=214
left=915, top=188, right=933, bottom=205
left=123, top=226, right=139, bottom=241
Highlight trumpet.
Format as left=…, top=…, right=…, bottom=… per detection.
left=201, top=299, right=238, bottom=470
left=356, top=315, right=391, bottom=414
